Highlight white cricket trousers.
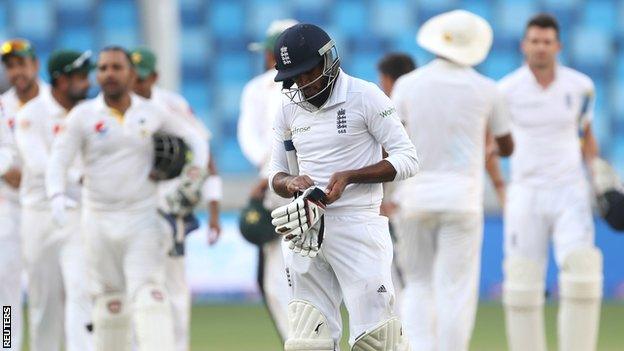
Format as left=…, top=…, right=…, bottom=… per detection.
left=261, top=238, right=290, bottom=340
left=283, top=213, right=396, bottom=348
left=165, top=255, right=190, bottom=351
left=21, top=207, right=92, bottom=351
left=83, top=208, right=169, bottom=298
left=0, top=200, right=22, bottom=351
left=396, top=211, right=483, bottom=351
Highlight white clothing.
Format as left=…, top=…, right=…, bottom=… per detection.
left=283, top=213, right=395, bottom=348
left=238, top=69, right=283, bottom=171
left=21, top=208, right=92, bottom=351
left=392, top=59, right=511, bottom=212
left=498, top=65, right=594, bottom=186
left=396, top=211, right=483, bottom=351
left=268, top=70, right=419, bottom=215
left=46, top=93, right=208, bottom=212
left=15, top=89, right=82, bottom=209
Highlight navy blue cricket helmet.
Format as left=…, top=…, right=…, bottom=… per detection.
left=273, top=23, right=340, bottom=111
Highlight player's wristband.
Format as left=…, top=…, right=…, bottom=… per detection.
left=202, top=175, right=223, bottom=201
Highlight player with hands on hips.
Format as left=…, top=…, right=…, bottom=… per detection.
left=268, top=23, right=418, bottom=351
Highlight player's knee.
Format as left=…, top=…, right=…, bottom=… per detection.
left=503, top=256, right=545, bottom=308
left=351, top=317, right=410, bottom=351
left=559, top=247, right=603, bottom=300
left=133, top=283, right=175, bottom=351
left=284, top=299, right=334, bottom=351
left=133, top=283, right=171, bottom=313
left=93, top=293, right=132, bottom=351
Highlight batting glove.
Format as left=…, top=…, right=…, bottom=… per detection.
left=271, top=187, right=327, bottom=257
left=166, top=165, right=207, bottom=216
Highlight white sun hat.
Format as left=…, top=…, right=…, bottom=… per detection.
left=417, top=10, right=493, bottom=67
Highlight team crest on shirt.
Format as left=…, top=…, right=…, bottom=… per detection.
left=94, top=120, right=108, bottom=135
left=7, top=117, right=15, bottom=130
left=336, top=108, right=347, bottom=134
left=53, top=123, right=64, bottom=135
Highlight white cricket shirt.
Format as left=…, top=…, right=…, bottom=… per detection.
left=0, top=80, right=50, bottom=204
left=46, top=93, right=208, bottom=212
left=392, top=59, right=511, bottom=212
left=15, top=89, right=83, bottom=209
left=268, top=70, right=419, bottom=215
left=498, top=64, right=594, bottom=186
left=238, top=69, right=283, bottom=171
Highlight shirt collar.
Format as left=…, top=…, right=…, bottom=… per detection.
left=319, top=68, right=348, bottom=111
left=94, top=92, right=141, bottom=113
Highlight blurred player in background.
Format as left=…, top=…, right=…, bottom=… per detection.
left=375, top=51, right=416, bottom=316
left=0, top=38, right=49, bottom=351
left=237, top=18, right=298, bottom=340
left=269, top=23, right=417, bottom=350
left=391, top=11, right=513, bottom=351
left=14, top=49, right=93, bottom=351
left=46, top=46, right=208, bottom=351
left=131, top=47, right=222, bottom=351
left=498, top=14, right=602, bottom=351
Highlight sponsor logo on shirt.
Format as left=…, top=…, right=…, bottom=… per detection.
left=94, top=120, right=108, bottom=135
left=336, top=108, right=347, bottom=134
left=379, top=107, right=396, bottom=118
left=291, top=125, right=310, bottom=136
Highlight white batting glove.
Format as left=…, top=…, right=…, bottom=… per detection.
left=50, top=194, right=77, bottom=227
left=271, top=187, right=327, bottom=257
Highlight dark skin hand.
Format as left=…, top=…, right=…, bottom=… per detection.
left=273, top=160, right=397, bottom=204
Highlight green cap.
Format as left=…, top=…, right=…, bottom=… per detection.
left=130, top=47, right=156, bottom=79
left=248, top=19, right=299, bottom=52
left=1, top=39, right=36, bottom=61
left=47, top=50, right=93, bottom=79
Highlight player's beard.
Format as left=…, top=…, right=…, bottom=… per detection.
left=14, top=76, right=36, bottom=96
left=68, top=86, right=89, bottom=103
left=101, top=80, right=128, bottom=101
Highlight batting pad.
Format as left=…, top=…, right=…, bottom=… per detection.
left=351, top=317, right=411, bottom=351
left=284, top=299, right=334, bottom=351
left=93, top=293, right=131, bottom=351
left=558, top=247, right=603, bottom=351
left=133, top=284, right=175, bottom=351
left=502, top=256, right=547, bottom=351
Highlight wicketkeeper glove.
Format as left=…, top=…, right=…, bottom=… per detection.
left=271, top=187, right=327, bottom=257
left=166, top=165, right=207, bottom=216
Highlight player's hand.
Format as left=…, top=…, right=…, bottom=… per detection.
left=207, top=216, right=221, bottom=246
left=285, top=175, right=314, bottom=196
left=3, top=167, right=21, bottom=188
left=494, top=183, right=506, bottom=208
left=380, top=201, right=398, bottom=217
left=325, top=171, right=352, bottom=204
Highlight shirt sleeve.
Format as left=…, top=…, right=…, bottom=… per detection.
left=267, top=106, right=290, bottom=193
left=46, top=108, right=83, bottom=198
left=580, top=79, right=596, bottom=128
left=0, top=114, right=13, bottom=176
left=365, top=85, right=419, bottom=181
left=156, top=104, right=209, bottom=169
left=237, top=81, right=270, bottom=168
left=488, top=86, right=512, bottom=137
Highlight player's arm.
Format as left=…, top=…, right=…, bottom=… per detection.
left=237, top=82, right=270, bottom=168
left=489, top=87, right=514, bottom=157
left=485, top=130, right=506, bottom=205
left=203, top=154, right=222, bottom=245
left=46, top=109, right=83, bottom=199
left=0, top=119, right=14, bottom=176
left=325, top=89, right=419, bottom=204
left=581, top=123, right=599, bottom=162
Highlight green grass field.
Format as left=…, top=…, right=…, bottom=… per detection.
left=16, top=302, right=624, bottom=350
left=189, top=303, right=624, bottom=351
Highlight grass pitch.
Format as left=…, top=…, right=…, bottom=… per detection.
left=189, top=302, right=624, bottom=350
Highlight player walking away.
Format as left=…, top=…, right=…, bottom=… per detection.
left=268, top=23, right=418, bottom=350
left=0, top=38, right=49, bottom=351
left=377, top=53, right=416, bottom=97
left=391, top=11, right=514, bottom=351
left=130, top=46, right=222, bottom=351
left=498, top=14, right=602, bottom=351
left=238, top=18, right=298, bottom=340
left=14, top=49, right=94, bottom=351
left=46, top=46, right=208, bottom=351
